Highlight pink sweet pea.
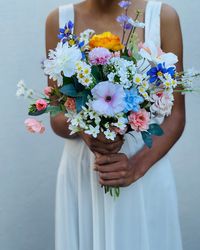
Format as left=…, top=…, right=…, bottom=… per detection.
left=44, top=86, right=53, bottom=96
left=24, top=118, right=45, bottom=134
left=128, top=109, right=150, bottom=132
left=36, top=99, right=48, bottom=111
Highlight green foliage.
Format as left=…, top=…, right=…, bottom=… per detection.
left=91, top=65, right=104, bottom=82
left=148, top=124, right=164, bottom=136
left=141, top=124, right=164, bottom=148
left=46, top=106, right=62, bottom=117
left=141, top=131, right=153, bottom=148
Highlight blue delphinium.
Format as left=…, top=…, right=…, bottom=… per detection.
left=147, top=63, right=175, bottom=85
left=58, top=21, right=74, bottom=40
left=58, top=21, right=84, bottom=49
left=124, top=88, right=144, bottom=112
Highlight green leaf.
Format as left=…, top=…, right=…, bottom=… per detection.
left=28, top=109, right=46, bottom=116
left=75, top=92, right=89, bottom=113
left=148, top=124, right=164, bottom=136
left=60, top=84, right=79, bottom=97
left=73, top=76, right=85, bottom=92
left=141, top=131, right=153, bottom=148
left=91, top=65, right=102, bottom=82
left=46, top=106, right=62, bottom=117
left=63, top=76, right=73, bottom=85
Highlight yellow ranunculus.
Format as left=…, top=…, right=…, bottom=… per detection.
left=89, top=32, right=124, bottom=51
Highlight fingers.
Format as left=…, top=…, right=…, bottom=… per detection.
left=95, top=153, right=126, bottom=166
left=99, top=170, right=127, bottom=180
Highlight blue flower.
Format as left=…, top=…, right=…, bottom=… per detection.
left=58, top=21, right=74, bottom=40
left=116, top=14, right=129, bottom=24
left=124, top=88, right=143, bottom=113
left=118, top=1, right=132, bottom=9
left=147, top=63, right=175, bottom=85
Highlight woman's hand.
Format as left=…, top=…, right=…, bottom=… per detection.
left=79, top=131, right=124, bottom=154
left=94, top=153, right=148, bottom=187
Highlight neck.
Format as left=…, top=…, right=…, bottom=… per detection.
left=85, top=0, right=123, bottom=14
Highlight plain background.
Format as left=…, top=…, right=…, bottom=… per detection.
left=0, top=0, right=199, bottom=249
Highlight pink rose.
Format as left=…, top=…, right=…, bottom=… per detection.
left=24, top=118, right=45, bottom=134
left=44, top=86, right=53, bottom=96
left=64, top=97, right=76, bottom=111
left=35, top=99, right=48, bottom=111
left=128, top=109, right=150, bottom=132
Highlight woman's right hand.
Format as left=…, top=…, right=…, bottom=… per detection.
left=79, top=131, right=124, bottom=154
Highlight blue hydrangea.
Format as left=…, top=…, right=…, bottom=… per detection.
left=124, top=88, right=143, bottom=112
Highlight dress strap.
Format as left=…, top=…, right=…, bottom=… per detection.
left=59, top=4, right=74, bottom=29
left=145, top=1, right=162, bottom=47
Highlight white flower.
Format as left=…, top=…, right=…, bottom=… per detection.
left=128, top=18, right=145, bottom=28
left=44, top=42, right=82, bottom=86
left=17, top=80, right=25, bottom=88
left=68, top=124, right=81, bottom=134
left=85, top=125, right=100, bottom=138
left=104, top=129, right=116, bottom=141
left=25, top=89, right=35, bottom=98
left=139, top=40, right=178, bottom=67
left=133, top=73, right=143, bottom=85
left=112, top=117, right=127, bottom=130
left=79, top=29, right=95, bottom=47
left=16, top=87, right=25, bottom=97
left=150, top=91, right=174, bottom=117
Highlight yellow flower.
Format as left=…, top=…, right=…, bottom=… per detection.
left=89, top=32, right=124, bottom=51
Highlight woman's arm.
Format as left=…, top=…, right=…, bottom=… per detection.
left=95, top=4, right=186, bottom=187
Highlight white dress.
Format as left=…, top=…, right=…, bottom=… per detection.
left=55, top=2, right=183, bottom=250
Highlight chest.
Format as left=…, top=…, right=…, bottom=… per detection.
left=73, top=5, right=146, bottom=44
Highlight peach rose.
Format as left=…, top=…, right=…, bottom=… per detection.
left=44, top=86, right=53, bottom=96
left=64, top=97, right=76, bottom=111
left=35, top=99, right=48, bottom=111
left=24, top=118, right=45, bottom=134
left=128, top=109, right=150, bottom=132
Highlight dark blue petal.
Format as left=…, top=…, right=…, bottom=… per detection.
left=59, top=28, right=65, bottom=33
left=78, top=41, right=85, bottom=48
left=149, top=76, right=158, bottom=83
left=68, top=20, right=74, bottom=29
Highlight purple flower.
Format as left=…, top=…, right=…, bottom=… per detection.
left=89, top=47, right=112, bottom=65
left=91, top=81, right=125, bottom=117
left=116, top=14, right=129, bottom=24
left=118, top=1, right=131, bottom=9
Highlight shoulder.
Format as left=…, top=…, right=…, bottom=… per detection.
left=160, top=3, right=180, bottom=27
left=45, top=8, right=59, bottom=33
left=159, top=3, right=183, bottom=67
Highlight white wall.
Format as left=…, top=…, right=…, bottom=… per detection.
left=0, top=0, right=199, bottom=250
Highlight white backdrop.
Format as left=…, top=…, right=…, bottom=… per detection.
left=0, top=0, right=199, bottom=250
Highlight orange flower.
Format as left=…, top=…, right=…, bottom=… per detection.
left=89, top=32, right=124, bottom=51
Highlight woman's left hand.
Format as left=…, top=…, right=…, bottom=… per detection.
left=94, top=153, right=149, bottom=187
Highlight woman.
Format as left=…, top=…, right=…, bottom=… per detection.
left=46, top=0, right=185, bottom=249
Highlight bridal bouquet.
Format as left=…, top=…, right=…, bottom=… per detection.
left=17, top=1, right=199, bottom=197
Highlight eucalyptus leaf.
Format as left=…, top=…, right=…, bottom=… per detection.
left=60, top=84, right=79, bottom=97
left=75, top=92, right=89, bottom=113
left=46, top=106, right=62, bottom=117
left=141, top=131, right=153, bottom=148
left=148, top=124, right=164, bottom=136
